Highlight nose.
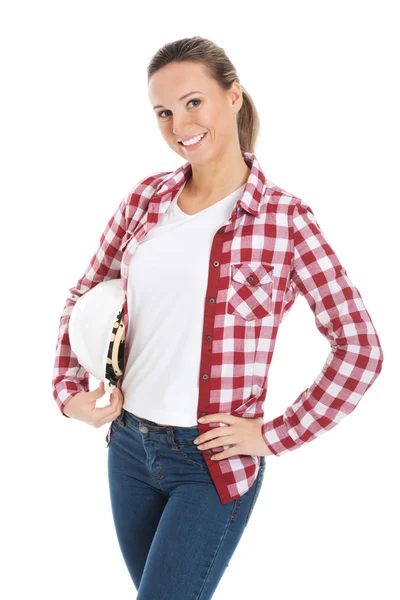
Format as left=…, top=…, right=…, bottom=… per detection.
left=172, top=115, right=193, bottom=139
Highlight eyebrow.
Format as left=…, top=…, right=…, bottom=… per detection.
left=152, top=91, right=203, bottom=110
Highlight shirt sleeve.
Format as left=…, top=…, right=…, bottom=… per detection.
left=261, top=197, right=384, bottom=455
left=51, top=190, right=131, bottom=418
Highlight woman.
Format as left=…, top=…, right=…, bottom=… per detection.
left=52, top=36, right=384, bottom=598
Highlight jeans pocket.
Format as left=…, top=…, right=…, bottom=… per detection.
left=178, top=443, right=209, bottom=471
left=245, top=458, right=266, bottom=527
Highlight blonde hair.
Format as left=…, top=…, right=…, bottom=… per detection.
left=147, top=36, right=260, bottom=153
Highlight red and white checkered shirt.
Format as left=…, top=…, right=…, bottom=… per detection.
left=52, top=151, right=384, bottom=505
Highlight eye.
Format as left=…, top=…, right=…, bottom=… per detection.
left=187, top=98, right=201, bottom=109
left=157, top=98, right=201, bottom=119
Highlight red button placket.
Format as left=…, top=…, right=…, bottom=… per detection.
left=197, top=215, right=238, bottom=465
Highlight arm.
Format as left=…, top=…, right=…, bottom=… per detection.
left=51, top=174, right=161, bottom=418
left=52, top=193, right=128, bottom=418
left=261, top=198, right=384, bottom=455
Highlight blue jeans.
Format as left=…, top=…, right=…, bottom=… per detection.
left=107, top=407, right=266, bottom=599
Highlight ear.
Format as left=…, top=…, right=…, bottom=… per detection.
left=230, top=81, right=243, bottom=114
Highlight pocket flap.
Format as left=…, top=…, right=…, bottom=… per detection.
left=231, top=262, right=274, bottom=286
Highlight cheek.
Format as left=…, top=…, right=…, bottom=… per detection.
left=200, top=111, right=213, bottom=130
left=203, top=112, right=229, bottom=140
left=160, top=129, right=175, bottom=144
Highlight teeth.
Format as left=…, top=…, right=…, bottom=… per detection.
left=181, top=133, right=205, bottom=146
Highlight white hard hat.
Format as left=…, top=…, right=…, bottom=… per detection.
left=69, top=278, right=125, bottom=393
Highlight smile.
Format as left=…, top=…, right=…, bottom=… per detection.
left=178, top=132, right=208, bottom=151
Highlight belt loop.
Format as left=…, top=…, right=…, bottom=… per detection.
left=165, top=427, right=175, bottom=444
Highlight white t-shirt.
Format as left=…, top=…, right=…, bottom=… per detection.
left=121, top=182, right=246, bottom=425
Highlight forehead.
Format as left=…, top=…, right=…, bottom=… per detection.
left=148, top=61, right=214, bottom=102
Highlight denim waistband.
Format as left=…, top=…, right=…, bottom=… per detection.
left=118, top=407, right=201, bottom=444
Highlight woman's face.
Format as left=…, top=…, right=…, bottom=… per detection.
left=148, top=61, right=243, bottom=166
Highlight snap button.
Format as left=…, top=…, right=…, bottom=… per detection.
left=247, top=276, right=254, bottom=284
left=200, top=412, right=207, bottom=417
left=205, top=450, right=212, bottom=455
left=139, top=425, right=149, bottom=433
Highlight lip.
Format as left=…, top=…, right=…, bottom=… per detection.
left=178, top=132, right=207, bottom=142
left=178, top=132, right=208, bottom=151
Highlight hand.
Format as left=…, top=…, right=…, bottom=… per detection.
left=193, top=413, right=274, bottom=460
left=63, top=381, right=124, bottom=428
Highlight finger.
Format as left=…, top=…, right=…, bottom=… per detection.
left=92, top=388, right=123, bottom=427
left=196, top=427, right=235, bottom=445
left=210, top=447, right=241, bottom=461
left=92, top=405, right=122, bottom=428
left=108, top=389, right=124, bottom=414
left=210, top=451, right=230, bottom=461
left=198, top=413, right=234, bottom=424
left=110, top=387, right=124, bottom=405
left=197, top=435, right=234, bottom=449
left=93, top=381, right=105, bottom=397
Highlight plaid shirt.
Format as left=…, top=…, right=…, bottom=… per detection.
left=52, top=151, right=384, bottom=505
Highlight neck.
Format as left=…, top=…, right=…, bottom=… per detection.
left=185, top=146, right=251, bottom=202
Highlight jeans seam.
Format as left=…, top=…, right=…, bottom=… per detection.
left=245, top=464, right=265, bottom=527
left=194, top=504, right=235, bottom=600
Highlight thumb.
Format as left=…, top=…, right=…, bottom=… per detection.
left=95, top=381, right=105, bottom=396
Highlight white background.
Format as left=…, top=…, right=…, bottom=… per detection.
left=1, top=1, right=398, bottom=598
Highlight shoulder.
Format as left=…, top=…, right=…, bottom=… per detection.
left=122, top=169, right=172, bottom=212
left=262, top=178, right=313, bottom=219
left=120, top=169, right=173, bottom=230
left=126, top=170, right=172, bottom=202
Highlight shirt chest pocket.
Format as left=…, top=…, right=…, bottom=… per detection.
left=227, top=262, right=274, bottom=321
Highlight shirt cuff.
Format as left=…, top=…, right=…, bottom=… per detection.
left=261, top=416, right=298, bottom=456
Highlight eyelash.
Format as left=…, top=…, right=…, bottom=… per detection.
left=157, top=99, right=201, bottom=119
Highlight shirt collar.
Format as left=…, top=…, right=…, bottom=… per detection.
left=152, top=151, right=268, bottom=217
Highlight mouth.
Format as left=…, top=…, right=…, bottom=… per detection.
left=178, top=132, right=208, bottom=151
